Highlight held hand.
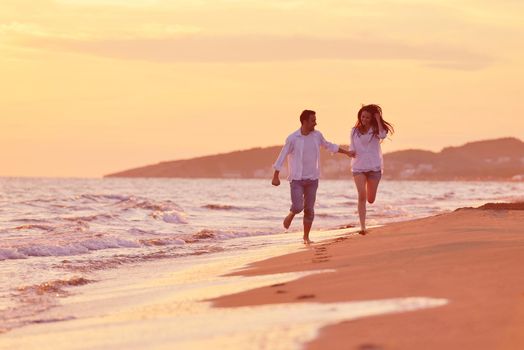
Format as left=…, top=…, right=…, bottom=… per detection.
left=271, top=176, right=281, bottom=186
left=348, top=150, right=356, bottom=158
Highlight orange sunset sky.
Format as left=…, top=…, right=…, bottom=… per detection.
left=1, top=0, right=523, bottom=177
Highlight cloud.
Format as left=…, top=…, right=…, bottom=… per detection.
left=13, top=33, right=494, bottom=70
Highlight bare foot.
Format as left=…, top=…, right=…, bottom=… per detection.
left=303, top=238, right=314, bottom=245
left=358, top=229, right=368, bottom=235
left=283, top=212, right=295, bottom=229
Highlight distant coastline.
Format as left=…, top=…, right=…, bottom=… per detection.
left=105, top=137, right=524, bottom=181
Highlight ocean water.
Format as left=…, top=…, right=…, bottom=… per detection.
left=0, top=177, right=523, bottom=332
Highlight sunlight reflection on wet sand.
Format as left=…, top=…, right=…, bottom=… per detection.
left=1, top=230, right=447, bottom=349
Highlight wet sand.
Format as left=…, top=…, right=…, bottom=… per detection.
left=2, top=203, right=523, bottom=349
left=212, top=204, right=524, bottom=349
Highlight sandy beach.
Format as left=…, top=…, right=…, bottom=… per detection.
left=1, top=203, right=523, bottom=349
left=212, top=204, right=524, bottom=349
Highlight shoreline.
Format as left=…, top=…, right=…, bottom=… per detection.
left=211, top=203, right=524, bottom=349
left=1, top=203, right=523, bottom=349
left=0, top=225, right=362, bottom=349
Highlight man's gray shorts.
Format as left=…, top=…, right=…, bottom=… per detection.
left=290, top=179, right=319, bottom=223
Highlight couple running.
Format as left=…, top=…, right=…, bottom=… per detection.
left=272, top=105, right=394, bottom=244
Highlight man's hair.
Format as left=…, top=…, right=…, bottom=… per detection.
left=300, top=110, right=315, bottom=124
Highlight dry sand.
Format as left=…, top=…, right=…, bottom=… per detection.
left=212, top=204, right=524, bottom=350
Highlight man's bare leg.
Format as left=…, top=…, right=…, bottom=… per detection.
left=303, top=219, right=313, bottom=244
left=283, top=211, right=295, bottom=229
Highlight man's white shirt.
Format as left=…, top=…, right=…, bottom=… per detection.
left=273, top=129, right=339, bottom=181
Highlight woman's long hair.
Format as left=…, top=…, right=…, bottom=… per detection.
left=354, top=104, right=394, bottom=138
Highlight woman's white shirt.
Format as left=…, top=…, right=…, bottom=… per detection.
left=349, top=127, right=387, bottom=172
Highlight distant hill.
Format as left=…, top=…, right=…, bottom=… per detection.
left=105, top=137, right=524, bottom=181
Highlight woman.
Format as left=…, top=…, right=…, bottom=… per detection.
left=349, top=104, right=394, bottom=234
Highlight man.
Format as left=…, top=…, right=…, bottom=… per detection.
left=272, top=109, right=354, bottom=244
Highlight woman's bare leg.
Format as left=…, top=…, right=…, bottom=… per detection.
left=366, top=178, right=381, bottom=204
left=353, top=174, right=367, bottom=232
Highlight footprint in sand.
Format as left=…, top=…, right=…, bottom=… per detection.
left=358, top=344, right=384, bottom=350
left=270, top=283, right=286, bottom=288
left=311, top=246, right=331, bottom=263
left=314, top=251, right=330, bottom=256
left=314, top=255, right=330, bottom=259
left=296, top=294, right=316, bottom=300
